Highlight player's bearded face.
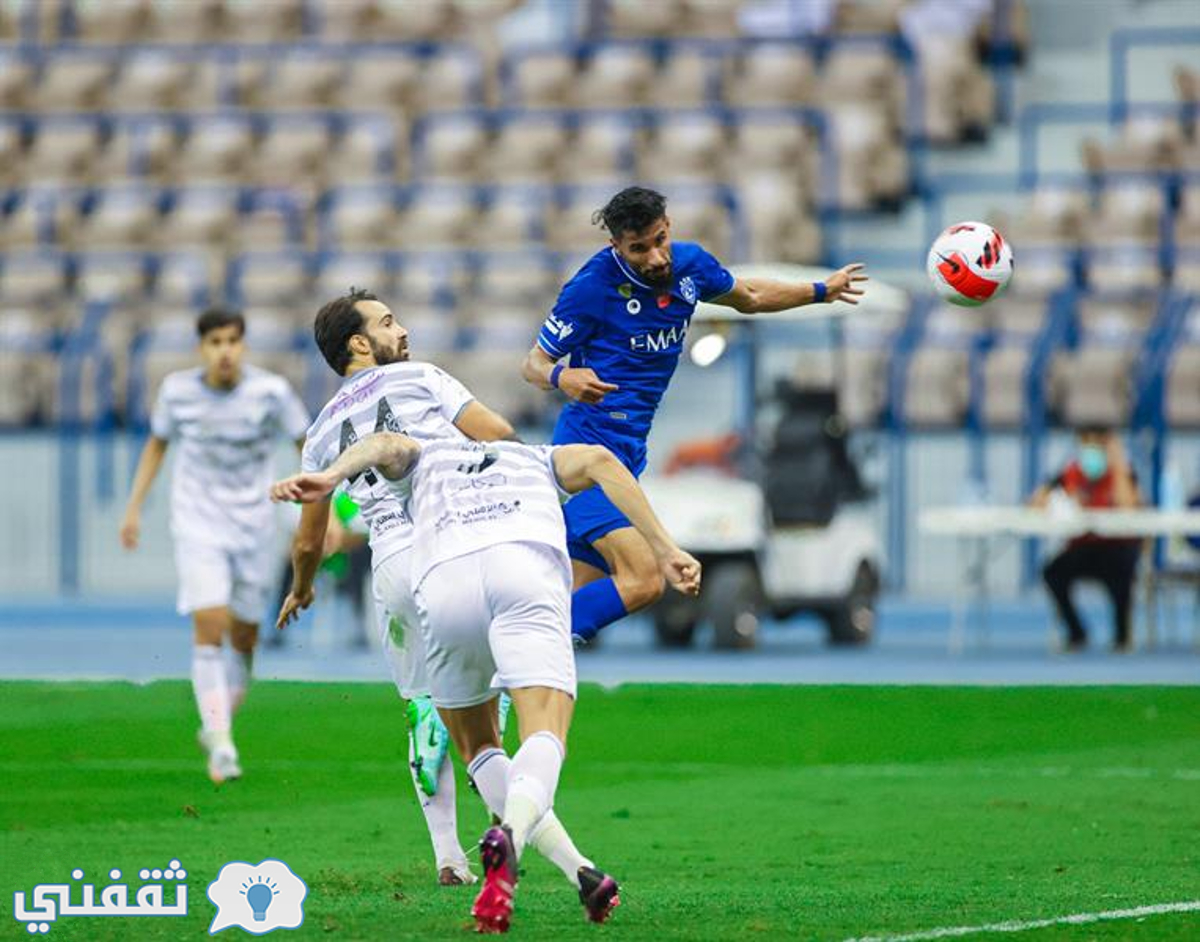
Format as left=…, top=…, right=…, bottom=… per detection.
left=616, top=217, right=673, bottom=289
left=366, top=328, right=408, bottom=365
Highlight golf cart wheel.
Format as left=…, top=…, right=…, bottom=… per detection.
left=823, top=562, right=878, bottom=647
left=653, top=595, right=700, bottom=648
left=706, top=562, right=762, bottom=650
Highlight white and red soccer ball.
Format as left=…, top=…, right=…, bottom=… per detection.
left=926, top=221, right=1014, bottom=307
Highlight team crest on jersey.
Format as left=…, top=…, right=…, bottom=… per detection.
left=618, top=283, right=633, bottom=299
left=679, top=276, right=697, bottom=304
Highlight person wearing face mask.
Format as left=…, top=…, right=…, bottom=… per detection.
left=1029, top=426, right=1142, bottom=652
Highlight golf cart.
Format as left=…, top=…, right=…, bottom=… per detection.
left=639, top=265, right=909, bottom=649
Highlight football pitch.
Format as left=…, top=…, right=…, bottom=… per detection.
left=3, top=682, right=1198, bottom=941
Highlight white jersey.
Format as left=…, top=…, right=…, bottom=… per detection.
left=405, top=439, right=570, bottom=586
left=150, top=365, right=310, bottom=552
left=300, top=361, right=474, bottom=566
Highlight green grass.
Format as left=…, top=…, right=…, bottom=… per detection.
left=2, top=682, right=1199, bottom=941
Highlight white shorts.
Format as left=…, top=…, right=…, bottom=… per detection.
left=174, top=540, right=274, bottom=624
left=371, top=548, right=430, bottom=701
left=412, top=541, right=576, bottom=710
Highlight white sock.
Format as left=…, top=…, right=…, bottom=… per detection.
left=410, top=732, right=467, bottom=870
left=468, top=744, right=590, bottom=885
left=505, top=731, right=565, bottom=857
left=226, top=648, right=253, bottom=717
left=192, top=645, right=232, bottom=744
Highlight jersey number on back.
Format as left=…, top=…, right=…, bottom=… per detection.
left=338, top=398, right=406, bottom=486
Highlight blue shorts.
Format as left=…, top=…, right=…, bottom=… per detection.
left=564, top=486, right=630, bottom=574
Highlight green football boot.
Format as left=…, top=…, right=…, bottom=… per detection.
left=406, top=695, right=449, bottom=797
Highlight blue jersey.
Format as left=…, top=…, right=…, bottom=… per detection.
left=537, top=241, right=735, bottom=471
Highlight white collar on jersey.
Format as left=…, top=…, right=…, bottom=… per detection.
left=609, top=247, right=656, bottom=291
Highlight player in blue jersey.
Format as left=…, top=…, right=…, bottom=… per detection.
left=521, top=186, right=868, bottom=642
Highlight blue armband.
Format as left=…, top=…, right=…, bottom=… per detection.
left=813, top=281, right=827, bottom=303
left=550, top=363, right=565, bottom=389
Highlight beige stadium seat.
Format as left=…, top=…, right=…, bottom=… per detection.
left=543, top=198, right=609, bottom=253
left=0, top=348, right=52, bottom=425
left=472, top=253, right=557, bottom=307
left=1076, top=297, right=1156, bottom=337
left=1094, top=116, right=1183, bottom=174
left=1173, top=185, right=1200, bottom=247
left=566, top=116, right=636, bottom=182
left=677, top=0, right=742, bottom=38
left=328, top=119, right=403, bottom=186
left=109, top=52, right=197, bottom=110
left=733, top=175, right=822, bottom=263
left=158, top=188, right=241, bottom=250
left=0, top=54, right=36, bottom=111
left=480, top=116, right=568, bottom=184
left=459, top=303, right=542, bottom=351
left=820, top=44, right=906, bottom=128
left=827, top=103, right=908, bottom=210
left=395, top=188, right=478, bottom=249
left=235, top=199, right=304, bottom=253
left=1090, top=182, right=1166, bottom=245
left=576, top=46, right=655, bottom=108
left=34, top=55, right=116, bottom=111
left=411, top=52, right=482, bottom=115
left=661, top=194, right=733, bottom=260
left=153, top=253, right=217, bottom=307
left=234, top=254, right=312, bottom=306
left=395, top=257, right=470, bottom=306
left=505, top=50, right=577, bottom=108
left=732, top=116, right=817, bottom=182
left=378, top=302, right=458, bottom=353
left=322, top=187, right=403, bottom=250
left=1006, top=247, right=1073, bottom=298
left=1051, top=346, right=1137, bottom=428
left=986, top=297, right=1052, bottom=338
left=260, top=52, right=347, bottom=111
left=417, top=114, right=488, bottom=182
left=345, top=0, right=456, bottom=42
left=1011, top=187, right=1088, bottom=246
left=789, top=346, right=889, bottom=429
left=224, top=0, right=305, bottom=42
left=72, top=188, right=162, bottom=250
left=470, top=191, right=541, bottom=250
left=913, top=37, right=994, bottom=144
left=176, top=118, right=257, bottom=184
left=0, top=124, right=25, bottom=189
left=439, top=349, right=544, bottom=422
left=250, top=123, right=334, bottom=189
left=314, top=254, right=397, bottom=303
left=1173, top=255, right=1200, bottom=292
left=1086, top=245, right=1163, bottom=295
left=722, top=44, right=816, bottom=107
left=134, top=348, right=199, bottom=423
left=648, top=49, right=715, bottom=109
left=981, top=343, right=1031, bottom=428
left=0, top=189, right=53, bottom=251
left=0, top=252, right=68, bottom=304
left=25, top=122, right=107, bottom=186
left=637, top=114, right=729, bottom=182
left=339, top=51, right=424, bottom=112
left=149, top=0, right=223, bottom=42
left=1165, top=342, right=1200, bottom=427
left=72, top=0, right=152, bottom=43
left=904, top=346, right=970, bottom=427
left=835, top=0, right=905, bottom=33
left=605, top=0, right=685, bottom=37
left=75, top=253, right=150, bottom=302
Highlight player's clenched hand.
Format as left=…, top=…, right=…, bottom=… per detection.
left=270, top=471, right=338, bottom=504
left=276, top=588, right=314, bottom=630
left=558, top=368, right=618, bottom=405
left=823, top=262, right=869, bottom=305
left=119, top=511, right=140, bottom=550
left=661, top=549, right=702, bottom=597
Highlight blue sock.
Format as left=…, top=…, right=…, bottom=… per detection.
left=571, top=578, right=627, bottom=642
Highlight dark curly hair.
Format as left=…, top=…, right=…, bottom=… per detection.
left=593, top=186, right=668, bottom=239
left=314, top=287, right=379, bottom=375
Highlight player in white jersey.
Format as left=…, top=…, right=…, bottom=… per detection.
left=278, top=287, right=521, bottom=886
left=272, top=430, right=701, bottom=933
left=119, top=309, right=311, bottom=784
left=277, top=289, right=621, bottom=900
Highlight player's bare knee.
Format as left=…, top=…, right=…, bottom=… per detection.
left=616, top=566, right=665, bottom=611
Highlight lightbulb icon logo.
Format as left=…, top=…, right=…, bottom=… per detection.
left=243, top=876, right=278, bottom=921
left=207, top=859, right=306, bottom=934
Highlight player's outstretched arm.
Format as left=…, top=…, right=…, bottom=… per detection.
left=270, top=432, right=422, bottom=506
left=713, top=263, right=869, bottom=314
left=454, top=400, right=516, bottom=442
left=521, top=346, right=618, bottom=405
left=552, top=444, right=701, bottom=596
left=119, top=435, right=169, bottom=550
left=277, top=499, right=329, bottom=630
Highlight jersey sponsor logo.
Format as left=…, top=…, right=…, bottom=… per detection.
left=679, top=275, right=697, bottom=304
left=543, top=314, right=575, bottom=341
left=626, top=298, right=641, bottom=315
left=629, top=323, right=688, bottom=354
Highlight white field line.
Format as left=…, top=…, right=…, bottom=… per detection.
left=845, top=900, right=1200, bottom=942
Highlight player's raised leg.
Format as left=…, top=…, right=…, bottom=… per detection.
left=570, top=517, right=665, bottom=643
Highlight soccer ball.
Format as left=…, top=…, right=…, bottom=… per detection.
left=926, top=221, right=1013, bottom=307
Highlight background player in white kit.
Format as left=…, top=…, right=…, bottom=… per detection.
left=278, top=289, right=618, bottom=896
left=119, top=308, right=310, bottom=784
left=272, top=430, right=701, bottom=933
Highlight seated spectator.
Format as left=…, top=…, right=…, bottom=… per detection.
left=1029, top=426, right=1142, bottom=652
